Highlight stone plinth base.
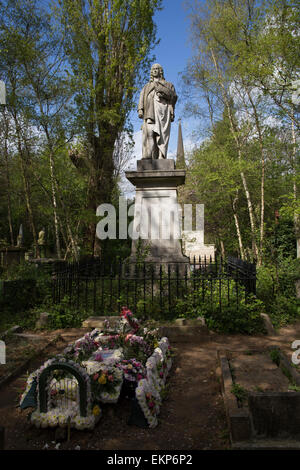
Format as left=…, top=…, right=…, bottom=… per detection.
left=137, top=158, right=175, bottom=171
left=125, top=158, right=189, bottom=266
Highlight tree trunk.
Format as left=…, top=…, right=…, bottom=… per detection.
left=2, top=110, right=14, bottom=246
left=87, top=128, right=117, bottom=256
left=245, top=86, right=265, bottom=266
left=45, top=137, right=62, bottom=259
left=291, top=107, right=300, bottom=258
left=231, top=191, right=245, bottom=260
left=12, top=113, right=39, bottom=257
left=220, top=239, right=225, bottom=258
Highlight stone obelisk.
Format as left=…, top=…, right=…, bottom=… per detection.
left=176, top=119, right=186, bottom=170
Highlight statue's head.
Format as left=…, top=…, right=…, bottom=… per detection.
left=150, top=63, right=164, bottom=80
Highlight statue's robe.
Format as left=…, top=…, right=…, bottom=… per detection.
left=138, top=80, right=177, bottom=159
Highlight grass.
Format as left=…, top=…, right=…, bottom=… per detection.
left=288, top=384, right=300, bottom=392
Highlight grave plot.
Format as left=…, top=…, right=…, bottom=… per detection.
left=0, top=330, right=57, bottom=384
left=19, top=307, right=173, bottom=431
left=219, top=348, right=300, bottom=449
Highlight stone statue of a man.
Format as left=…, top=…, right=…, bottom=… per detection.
left=138, top=64, right=177, bottom=160
left=38, top=227, right=46, bottom=258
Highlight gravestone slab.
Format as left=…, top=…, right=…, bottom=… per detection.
left=181, top=203, right=215, bottom=261
left=182, top=230, right=215, bottom=261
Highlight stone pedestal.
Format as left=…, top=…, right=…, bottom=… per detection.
left=0, top=247, right=26, bottom=268
left=125, top=159, right=189, bottom=270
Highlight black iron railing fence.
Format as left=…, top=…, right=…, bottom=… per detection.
left=51, top=256, right=256, bottom=319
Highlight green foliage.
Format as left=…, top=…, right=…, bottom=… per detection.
left=183, top=117, right=245, bottom=255
left=1, top=262, right=39, bottom=281
left=0, top=261, right=53, bottom=328
left=257, top=256, right=300, bottom=328
left=47, top=272, right=266, bottom=333
left=281, top=364, right=293, bottom=383
left=256, top=265, right=276, bottom=303
left=183, top=0, right=299, bottom=265
left=53, top=0, right=163, bottom=249
left=277, top=257, right=300, bottom=295
left=1, top=261, right=53, bottom=304
left=202, top=298, right=265, bottom=334
left=0, top=278, right=37, bottom=313
left=269, top=348, right=281, bottom=366
left=0, top=0, right=162, bottom=257
left=0, top=306, right=39, bottom=333
left=267, top=295, right=300, bottom=329
left=265, top=217, right=297, bottom=264
left=288, top=384, right=300, bottom=392
left=231, top=383, right=248, bottom=405
left=173, top=279, right=265, bottom=334
left=39, top=296, right=90, bottom=330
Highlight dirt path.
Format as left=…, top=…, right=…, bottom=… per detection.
left=1, top=323, right=300, bottom=450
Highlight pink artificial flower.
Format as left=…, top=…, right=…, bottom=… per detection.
left=108, top=375, right=114, bottom=382
left=94, top=353, right=103, bottom=362
left=137, top=374, right=143, bottom=381
left=148, top=401, right=154, bottom=408
left=159, top=372, right=164, bottom=378
left=121, top=306, right=133, bottom=319
left=93, top=373, right=99, bottom=380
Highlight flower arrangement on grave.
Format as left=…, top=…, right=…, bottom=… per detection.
left=90, top=365, right=123, bottom=403
left=133, top=336, right=173, bottom=427
left=135, top=378, right=162, bottom=428
left=97, top=334, right=122, bottom=350
left=122, top=333, right=152, bottom=363
left=116, top=359, right=146, bottom=383
left=142, top=324, right=161, bottom=350
left=120, top=306, right=140, bottom=333
left=20, top=356, right=101, bottom=430
left=81, top=349, right=124, bottom=376
left=19, top=307, right=173, bottom=430
left=63, top=332, right=100, bottom=362
left=157, top=359, right=167, bottom=381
